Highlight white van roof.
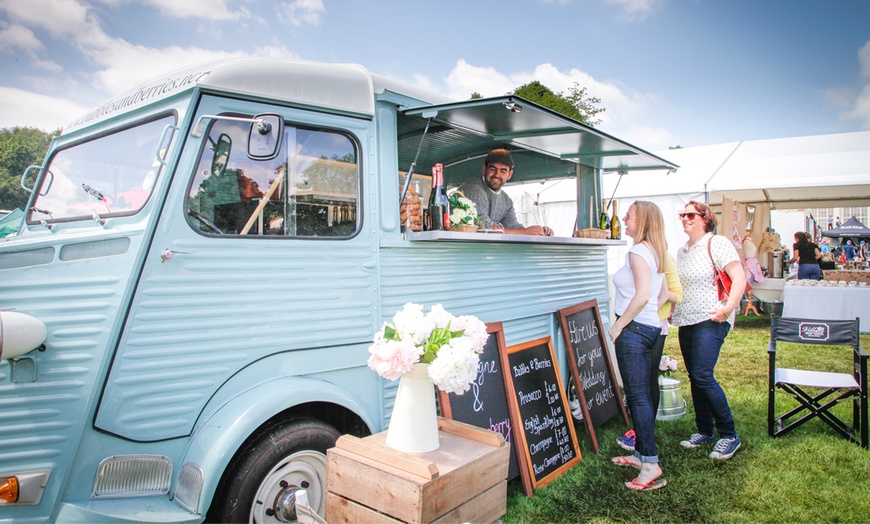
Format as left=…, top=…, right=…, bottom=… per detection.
left=65, top=57, right=447, bottom=133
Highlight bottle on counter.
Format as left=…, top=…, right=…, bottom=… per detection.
left=600, top=199, right=612, bottom=239
left=610, top=200, right=621, bottom=240
left=426, top=163, right=450, bottom=231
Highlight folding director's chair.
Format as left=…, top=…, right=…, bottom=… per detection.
left=768, top=316, right=868, bottom=448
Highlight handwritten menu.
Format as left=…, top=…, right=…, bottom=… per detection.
left=557, top=300, right=629, bottom=453
left=439, top=323, right=521, bottom=482
left=504, top=337, right=581, bottom=493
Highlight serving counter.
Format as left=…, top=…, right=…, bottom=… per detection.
left=401, top=230, right=626, bottom=246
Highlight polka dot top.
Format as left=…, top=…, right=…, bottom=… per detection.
left=672, top=233, right=740, bottom=327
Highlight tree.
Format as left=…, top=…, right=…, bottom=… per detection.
left=511, top=81, right=605, bottom=126
left=0, top=127, right=60, bottom=210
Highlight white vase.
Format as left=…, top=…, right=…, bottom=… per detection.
left=385, top=363, right=440, bottom=453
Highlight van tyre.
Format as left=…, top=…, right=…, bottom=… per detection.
left=207, top=417, right=341, bottom=523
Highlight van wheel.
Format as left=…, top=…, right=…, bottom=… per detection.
left=207, top=418, right=340, bottom=523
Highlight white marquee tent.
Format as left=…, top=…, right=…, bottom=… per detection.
left=505, top=130, right=870, bottom=252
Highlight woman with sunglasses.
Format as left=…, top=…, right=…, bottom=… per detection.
left=609, top=201, right=670, bottom=491
left=671, top=201, right=746, bottom=460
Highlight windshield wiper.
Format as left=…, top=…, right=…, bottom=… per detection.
left=30, top=206, right=54, bottom=230
left=82, top=183, right=111, bottom=225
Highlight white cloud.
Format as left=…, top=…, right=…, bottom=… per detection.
left=0, top=86, right=90, bottom=131
left=851, top=40, right=870, bottom=129
left=138, top=0, right=251, bottom=21
left=0, top=0, right=95, bottom=39
left=604, top=0, right=666, bottom=20
left=442, top=59, right=673, bottom=149
left=444, top=60, right=517, bottom=99
left=88, top=40, right=245, bottom=94
left=831, top=39, right=870, bottom=130
left=0, top=23, right=43, bottom=54
left=278, top=0, right=325, bottom=26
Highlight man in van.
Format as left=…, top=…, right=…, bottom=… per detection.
left=457, top=149, right=553, bottom=236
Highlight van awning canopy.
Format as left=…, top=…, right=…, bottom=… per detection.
left=399, top=95, right=678, bottom=185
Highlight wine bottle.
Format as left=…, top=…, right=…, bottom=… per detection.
left=427, top=163, right=450, bottom=230
left=600, top=199, right=611, bottom=238
left=611, top=200, right=621, bottom=240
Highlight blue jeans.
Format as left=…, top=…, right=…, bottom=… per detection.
left=614, top=320, right=661, bottom=463
left=798, top=263, right=820, bottom=280
left=678, top=320, right=737, bottom=439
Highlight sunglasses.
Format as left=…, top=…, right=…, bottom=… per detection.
left=679, top=212, right=703, bottom=220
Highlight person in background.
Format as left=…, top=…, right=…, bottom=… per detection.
left=819, top=239, right=831, bottom=254
left=672, top=201, right=746, bottom=461
left=843, top=240, right=856, bottom=261
left=457, top=149, right=553, bottom=236
left=609, top=201, right=669, bottom=491
left=785, top=231, right=821, bottom=280
left=859, top=240, right=868, bottom=261
left=617, top=250, right=681, bottom=453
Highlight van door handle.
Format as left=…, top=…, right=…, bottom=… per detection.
left=361, top=260, right=376, bottom=269
left=161, top=248, right=195, bottom=263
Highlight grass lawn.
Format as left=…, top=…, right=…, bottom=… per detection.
left=503, top=315, right=870, bottom=523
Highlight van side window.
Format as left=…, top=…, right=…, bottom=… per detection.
left=186, top=118, right=359, bottom=237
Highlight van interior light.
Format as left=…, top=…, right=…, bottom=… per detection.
left=0, top=311, right=47, bottom=360
left=0, top=476, right=20, bottom=503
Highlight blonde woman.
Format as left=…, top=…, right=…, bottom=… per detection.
left=609, top=201, right=670, bottom=491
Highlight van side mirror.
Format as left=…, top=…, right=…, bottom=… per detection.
left=211, top=133, right=232, bottom=177
left=248, top=114, right=283, bottom=160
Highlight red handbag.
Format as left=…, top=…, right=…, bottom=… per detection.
left=707, top=237, right=750, bottom=301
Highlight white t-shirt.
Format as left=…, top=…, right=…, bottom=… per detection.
left=612, top=243, right=664, bottom=329
left=672, top=233, right=741, bottom=327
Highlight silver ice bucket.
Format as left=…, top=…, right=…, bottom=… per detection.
left=657, top=376, right=687, bottom=421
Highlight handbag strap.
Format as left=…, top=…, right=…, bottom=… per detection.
left=706, top=236, right=719, bottom=273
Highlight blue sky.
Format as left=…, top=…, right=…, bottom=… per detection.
left=1, top=0, right=868, bottom=151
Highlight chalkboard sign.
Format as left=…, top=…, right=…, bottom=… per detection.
left=557, top=300, right=629, bottom=453
left=504, top=337, right=581, bottom=493
left=439, top=323, right=524, bottom=484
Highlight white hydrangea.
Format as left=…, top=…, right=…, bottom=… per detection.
left=368, top=303, right=487, bottom=394
left=426, top=303, right=456, bottom=330
left=427, top=338, right=481, bottom=394
left=453, top=315, right=488, bottom=352
left=392, top=303, right=434, bottom=345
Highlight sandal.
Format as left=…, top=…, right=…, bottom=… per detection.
left=611, top=456, right=640, bottom=469
left=626, top=477, right=667, bottom=491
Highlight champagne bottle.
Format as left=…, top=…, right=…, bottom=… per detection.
left=427, top=163, right=450, bottom=230
left=611, top=200, right=621, bottom=240
left=599, top=199, right=611, bottom=238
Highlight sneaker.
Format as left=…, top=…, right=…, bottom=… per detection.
left=617, top=430, right=636, bottom=451
left=680, top=433, right=716, bottom=448
left=709, top=436, right=741, bottom=460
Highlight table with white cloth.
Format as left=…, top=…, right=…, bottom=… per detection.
left=782, top=284, right=870, bottom=333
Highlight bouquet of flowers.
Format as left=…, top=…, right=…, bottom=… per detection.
left=447, top=191, right=481, bottom=228
left=659, top=355, right=678, bottom=376
left=367, top=303, right=488, bottom=394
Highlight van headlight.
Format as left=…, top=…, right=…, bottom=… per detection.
left=0, top=310, right=47, bottom=360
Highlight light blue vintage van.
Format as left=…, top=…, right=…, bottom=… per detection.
left=0, top=58, right=676, bottom=523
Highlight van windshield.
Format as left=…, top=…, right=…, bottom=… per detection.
left=28, top=115, right=176, bottom=224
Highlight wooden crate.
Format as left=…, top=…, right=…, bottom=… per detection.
left=326, top=417, right=509, bottom=524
